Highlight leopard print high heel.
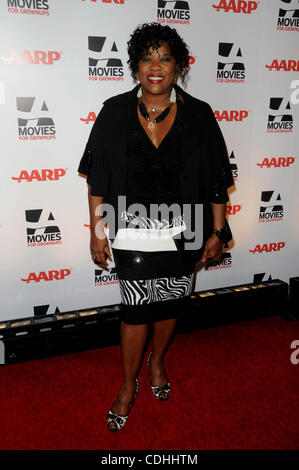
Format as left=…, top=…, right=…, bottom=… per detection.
left=147, top=352, right=171, bottom=401
left=106, top=378, right=139, bottom=431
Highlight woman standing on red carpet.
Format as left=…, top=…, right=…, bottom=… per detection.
left=78, top=23, right=233, bottom=431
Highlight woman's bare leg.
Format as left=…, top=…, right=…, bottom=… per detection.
left=109, top=321, right=149, bottom=424
left=149, top=317, right=178, bottom=398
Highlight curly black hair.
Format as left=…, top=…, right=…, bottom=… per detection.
left=127, top=22, right=190, bottom=83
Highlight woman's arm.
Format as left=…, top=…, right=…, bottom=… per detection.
left=210, top=202, right=226, bottom=231
left=196, top=101, right=233, bottom=268
left=88, top=185, right=112, bottom=271
left=198, top=202, right=226, bottom=267
left=88, top=185, right=105, bottom=235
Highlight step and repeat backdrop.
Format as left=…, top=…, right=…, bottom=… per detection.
left=0, top=0, right=298, bottom=321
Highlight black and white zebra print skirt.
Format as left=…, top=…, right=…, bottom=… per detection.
left=111, top=247, right=195, bottom=325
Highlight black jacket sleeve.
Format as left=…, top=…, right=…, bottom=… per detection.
left=205, top=103, right=234, bottom=203
left=77, top=132, right=92, bottom=177
left=77, top=104, right=110, bottom=197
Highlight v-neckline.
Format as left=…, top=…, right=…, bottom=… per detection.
left=135, top=99, right=180, bottom=151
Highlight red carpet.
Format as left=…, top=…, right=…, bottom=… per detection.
left=0, top=315, right=298, bottom=450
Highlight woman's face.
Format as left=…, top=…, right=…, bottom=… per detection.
left=137, top=42, right=178, bottom=97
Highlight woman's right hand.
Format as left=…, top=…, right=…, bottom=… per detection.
left=90, top=232, right=112, bottom=271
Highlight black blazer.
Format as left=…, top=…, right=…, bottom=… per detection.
left=78, top=83, right=234, bottom=267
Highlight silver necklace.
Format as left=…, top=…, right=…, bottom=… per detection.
left=147, top=95, right=170, bottom=113
left=137, top=87, right=176, bottom=113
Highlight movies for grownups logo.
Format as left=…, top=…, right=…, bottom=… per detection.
left=33, top=304, right=60, bottom=316
left=95, top=266, right=118, bottom=287
left=267, top=97, right=293, bottom=133
left=7, top=0, right=50, bottom=15
left=259, top=191, right=283, bottom=223
left=229, top=151, right=238, bottom=179
left=277, top=0, right=299, bottom=31
left=207, top=252, right=232, bottom=270
left=17, top=97, right=56, bottom=141
left=217, top=43, right=245, bottom=83
left=88, top=36, right=124, bottom=81
left=253, top=273, right=273, bottom=283
left=26, top=209, right=62, bottom=247
left=157, top=0, right=191, bottom=25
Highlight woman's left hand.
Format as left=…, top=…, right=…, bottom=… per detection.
left=198, top=234, right=224, bottom=268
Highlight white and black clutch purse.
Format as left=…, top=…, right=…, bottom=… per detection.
left=110, top=223, right=187, bottom=252
left=109, top=209, right=186, bottom=252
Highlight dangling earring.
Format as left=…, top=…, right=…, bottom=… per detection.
left=170, top=87, right=176, bottom=103
left=137, top=86, right=142, bottom=98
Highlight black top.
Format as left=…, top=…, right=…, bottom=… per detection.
left=78, top=83, right=234, bottom=208
left=77, top=84, right=234, bottom=266
left=122, top=97, right=185, bottom=229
